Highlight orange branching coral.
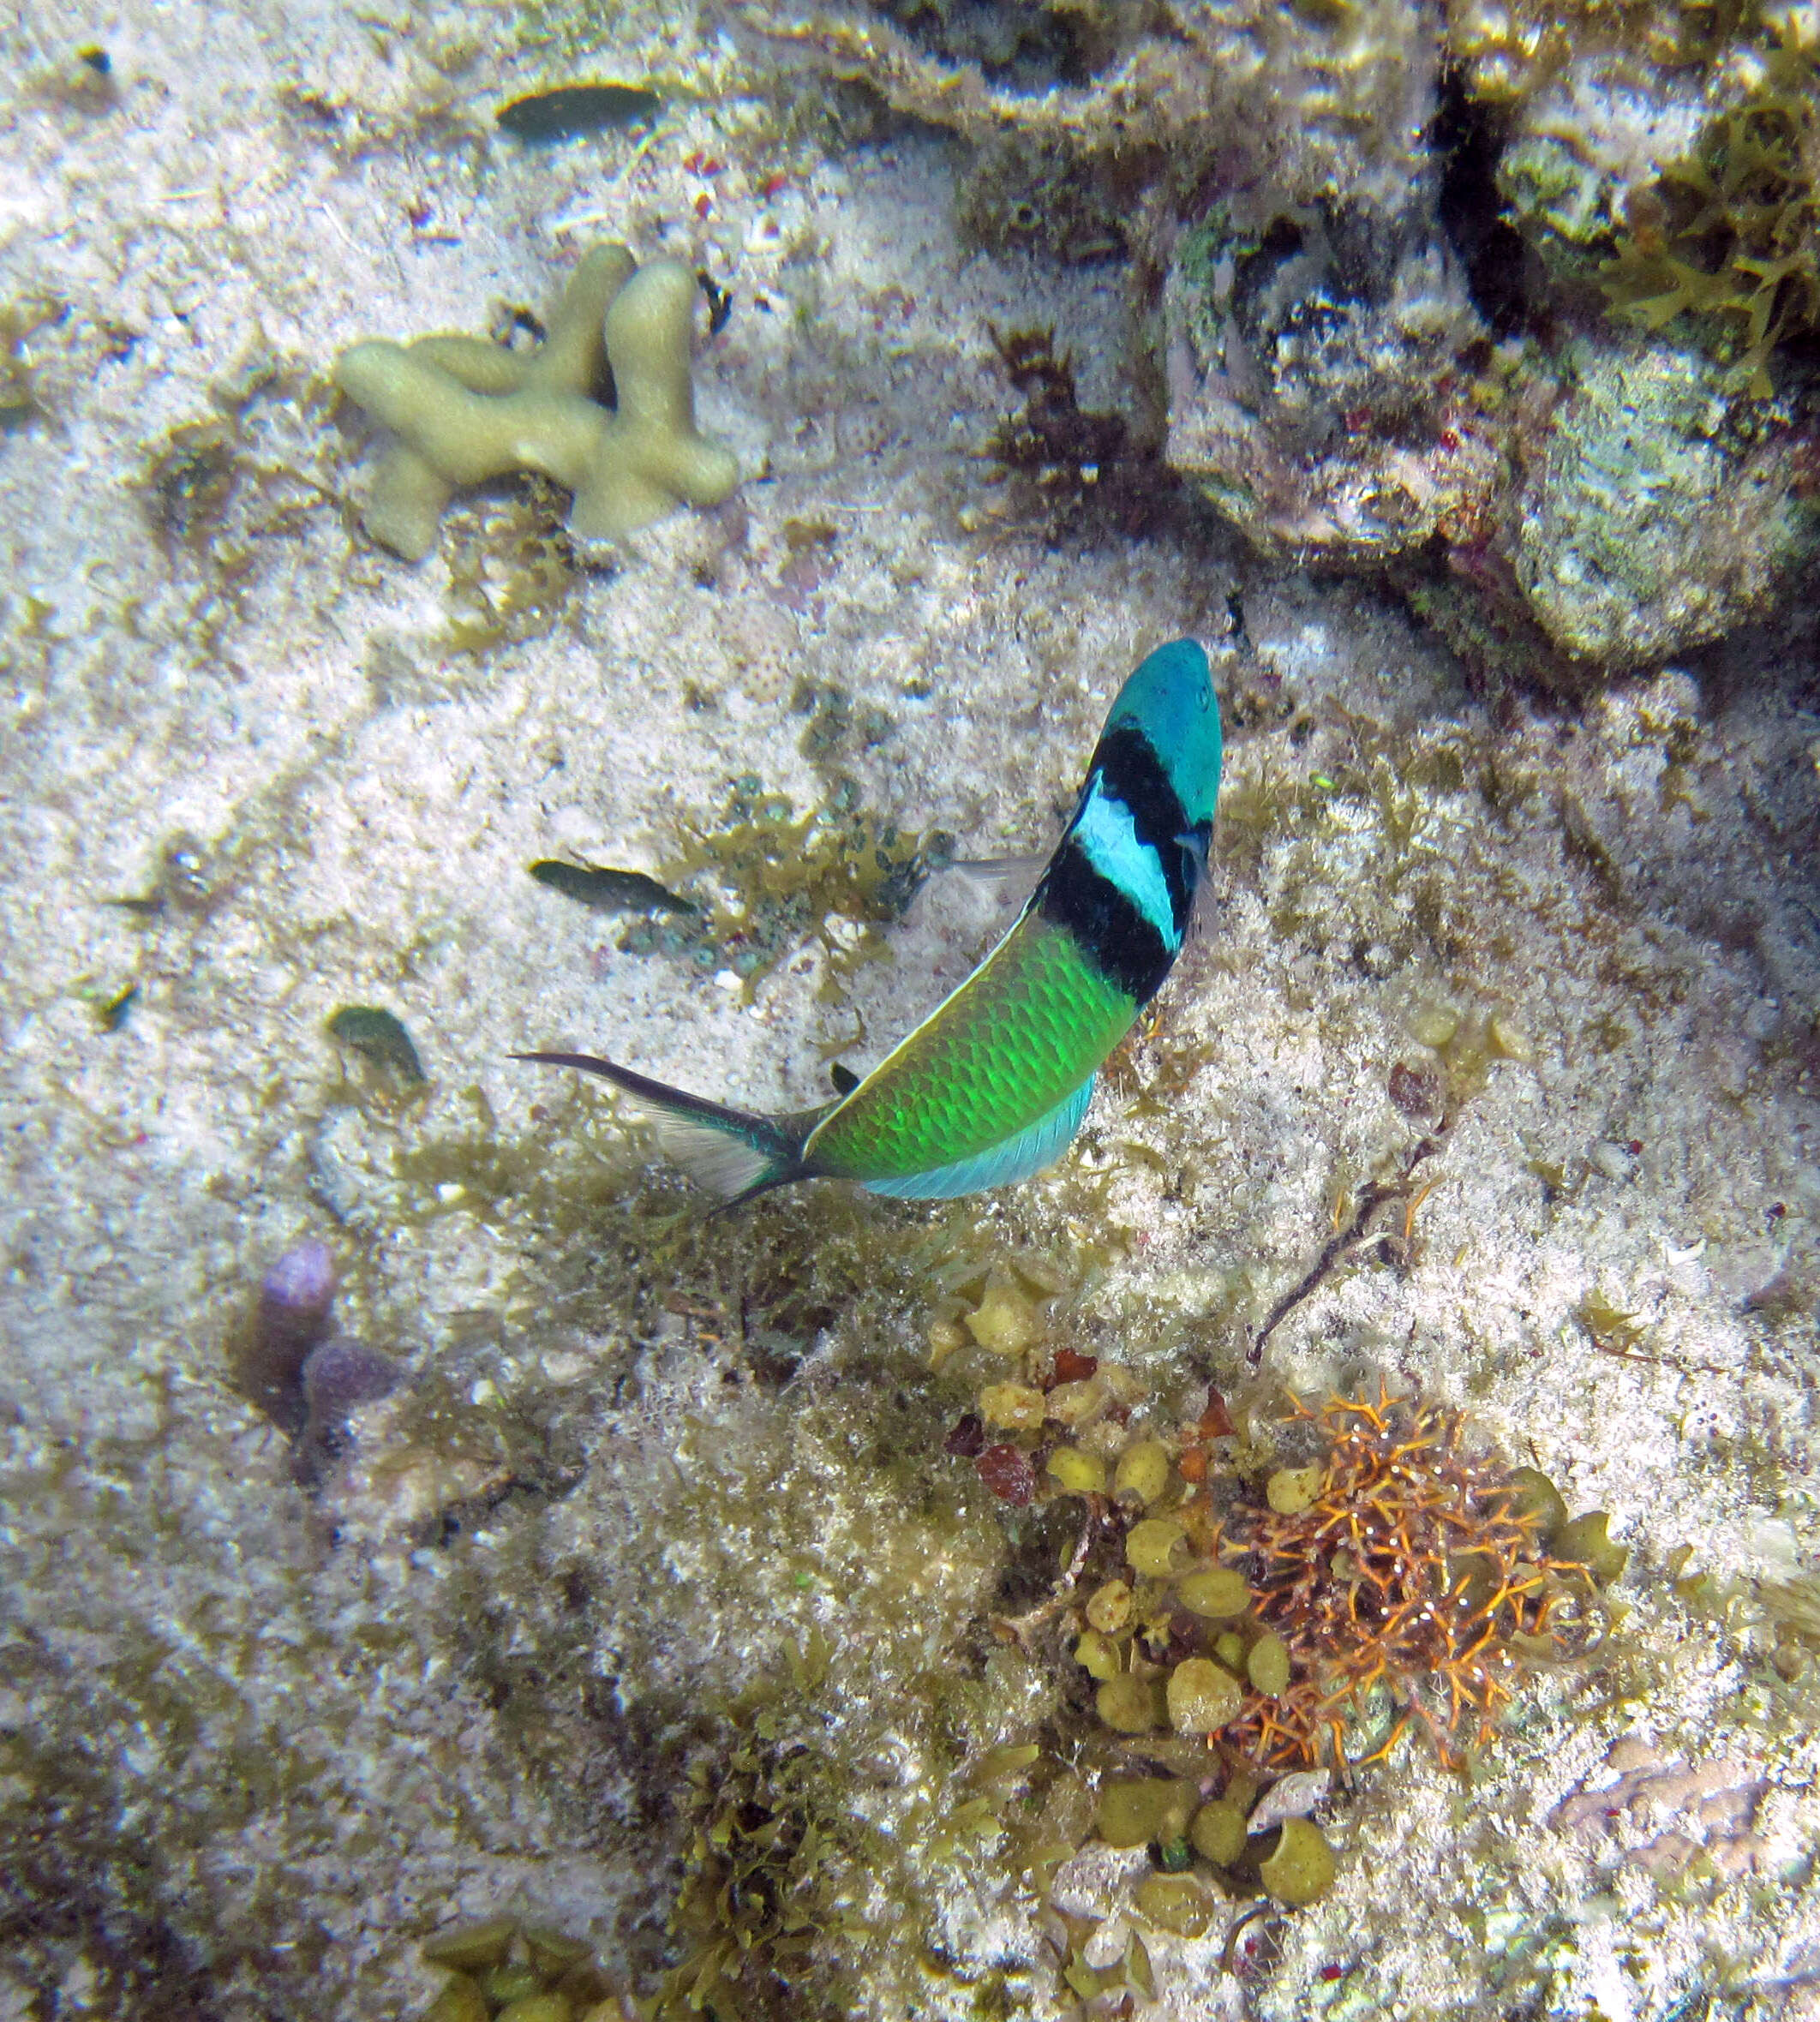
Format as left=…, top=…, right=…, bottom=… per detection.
left=1218, top=1389, right=1601, bottom=1771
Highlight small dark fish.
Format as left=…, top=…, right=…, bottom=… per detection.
left=326, top=1005, right=426, bottom=1083
left=105, top=892, right=165, bottom=917
left=528, top=859, right=698, bottom=916
left=496, top=84, right=662, bottom=144
left=697, top=272, right=734, bottom=338
left=97, top=984, right=138, bottom=1032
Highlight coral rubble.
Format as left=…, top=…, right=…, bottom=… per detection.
left=733, top=0, right=1820, bottom=679
left=335, top=243, right=739, bottom=560
left=1161, top=194, right=1494, bottom=564
left=1507, top=338, right=1815, bottom=667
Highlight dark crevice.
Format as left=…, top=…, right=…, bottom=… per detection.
left=1433, top=70, right=1530, bottom=338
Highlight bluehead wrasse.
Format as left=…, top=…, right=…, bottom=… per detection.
left=518, top=637, right=1223, bottom=1206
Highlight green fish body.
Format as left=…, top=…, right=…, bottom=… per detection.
left=520, top=638, right=1223, bottom=1205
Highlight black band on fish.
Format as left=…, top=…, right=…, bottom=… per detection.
left=1036, top=842, right=1178, bottom=1004
left=1088, top=725, right=1200, bottom=941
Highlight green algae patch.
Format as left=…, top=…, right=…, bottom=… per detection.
left=1599, top=89, right=1820, bottom=398
left=1133, top=1872, right=1216, bottom=1937
left=1550, top=1511, right=1628, bottom=1586
left=1266, top=1463, right=1320, bottom=1514
left=1113, top=1438, right=1170, bottom=1505
left=1083, top=1578, right=1135, bottom=1634
left=491, top=1999, right=566, bottom=2022
left=1046, top=1446, right=1105, bottom=1495
left=1166, top=1656, right=1244, bottom=1734
left=1508, top=1463, right=1569, bottom=1534
left=1096, top=1674, right=1163, bottom=1734
left=1247, top=1631, right=1292, bottom=1697
left=1095, top=1777, right=1194, bottom=1849
left=423, top=1979, right=489, bottom=2022
left=965, top=1270, right=1045, bottom=1355
left=416, top=1917, right=620, bottom=2019
left=1178, top=1566, right=1252, bottom=1618
left=422, top=1919, right=517, bottom=1971
left=482, top=1965, right=543, bottom=2007
left=1257, top=1818, right=1336, bottom=1905
left=1124, top=1515, right=1189, bottom=1578
left=1189, top=1798, right=1248, bottom=1867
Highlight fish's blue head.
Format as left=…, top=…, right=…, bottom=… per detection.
left=1105, top=638, right=1223, bottom=825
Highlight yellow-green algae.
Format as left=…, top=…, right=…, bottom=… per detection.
left=1598, top=21, right=1820, bottom=397
left=615, top=775, right=946, bottom=1000
left=321, top=1104, right=1105, bottom=2013
left=416, top=1917, right=622, bottom=2019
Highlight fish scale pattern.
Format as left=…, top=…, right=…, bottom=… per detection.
left=806, top=915, right=1135, bottom=1181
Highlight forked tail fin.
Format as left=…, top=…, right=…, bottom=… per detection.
left=515, top=1052, right=812, bottom=1208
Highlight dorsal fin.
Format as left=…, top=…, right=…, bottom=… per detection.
left=829, top=1062, right=861, bottom=1096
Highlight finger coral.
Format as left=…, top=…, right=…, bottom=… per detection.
left=335, top=242, right=739, bottom=561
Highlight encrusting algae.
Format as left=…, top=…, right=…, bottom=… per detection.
left=1057, top=1383, right=1618, bottom=1780
left=932, top=1252, right=1628, bottom=1934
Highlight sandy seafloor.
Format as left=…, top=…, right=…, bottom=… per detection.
left=3, top=2, right=1820, bottom=2018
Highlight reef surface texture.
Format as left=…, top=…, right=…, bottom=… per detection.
left=2, top=2, right=1819, bottom=2019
